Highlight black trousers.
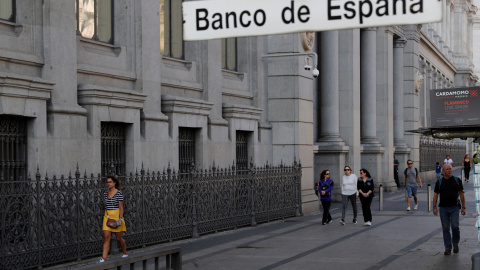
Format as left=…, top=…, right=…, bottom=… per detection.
left=394, top=171, right=399, bottom=187
left=321, top=200, right=332, bottom=223
left=359, top=196, right=373, bottom=222
left=465, top=167, right=471, bottom=180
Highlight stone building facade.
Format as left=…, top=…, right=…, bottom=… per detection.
left=0, top=0, right=476, bottom=214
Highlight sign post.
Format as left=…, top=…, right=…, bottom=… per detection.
left=183, top=0, right=443, bottom=41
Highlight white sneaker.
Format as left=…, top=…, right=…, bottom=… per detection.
left=364, top=222, right=369, bottom=226
left=414, top=204, right=418, bottom=210
left=407, top=206, right=410, bottom=211
left=99, top=258, right=105, bottom=263
left=366, top=221, right=372, bottom=226
left=340, top=219, right=345, bottom=225
left=122, top=254, right=128, bottom=258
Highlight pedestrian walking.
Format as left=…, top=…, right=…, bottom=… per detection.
left=433, top=164, right=466, bottom=255
left=404, top=160, right=423, bottom=211
left=444, top=155, right=453, bottom=166
left=319, top=170, right=334, bottom=225
left=435, top=162, right=442, bottom=180
left=463, top=154, right=471, bottom=182
left=473, top=153, right=479, bottom=165
left=340, top=166, right=358, bottom=225
left=101, top=176, right=128, bottom=262
left=473, top=153, right=480, bottom=175
left=357, top=169, right=374, bottom=226
left=394, top=156, right=400, bottom=188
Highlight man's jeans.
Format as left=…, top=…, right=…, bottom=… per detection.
left=439, top=206, right=460, bottom=250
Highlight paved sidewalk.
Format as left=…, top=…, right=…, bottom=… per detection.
left=50, top=169, right=479, bottom=270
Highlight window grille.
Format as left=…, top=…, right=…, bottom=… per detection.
left=222, top=38, right=237, bottom=71
left=160, top=0, right=184, bottom=59
left=0, top=0, right=15, bottom=22
left=76, top=0, right=113, bottom=43
left=179, top=128, right=196, bottom=172
left=101, top=122, right=126, bottom=176
left=0, top=115, right=27, bottom=181
left=236, top=131, right=249, bottom=170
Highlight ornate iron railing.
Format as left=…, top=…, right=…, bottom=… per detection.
left=101, top=122, right=126, bottom=176
left=0, top=115, right=27, bottom=181
left=419, top=136, right=466, bottom=172
left=0, top=161, right=301, bottom=269
left=236, top=131, right=248, bottom=170
left=178, top=128, right=196, bottom=173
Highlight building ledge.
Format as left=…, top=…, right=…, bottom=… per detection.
left=78, top=84, right=147, bottom=109
left=222, top=103, right=262, bottom=121
left=0, top=72, right=53, bottom=100
left=161, top=95, right=213, bottom=116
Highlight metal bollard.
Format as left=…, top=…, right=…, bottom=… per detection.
left=461, top=168, right=465, bottom=183
left=379, top=184, right=383, bottom=211
left=427, top=184, right=432, bottom=212
left=472, top=252, right=480, bottom=270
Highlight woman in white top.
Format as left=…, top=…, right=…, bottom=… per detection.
left=340, top=166, right=358, bottom=225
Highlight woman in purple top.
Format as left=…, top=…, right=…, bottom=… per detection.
left=319, top=169, right=334, bottom=225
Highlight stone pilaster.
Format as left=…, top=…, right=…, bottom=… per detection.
left=393, top=37, right=410, bottom=170
left=267, top=34, right=315, bottom=213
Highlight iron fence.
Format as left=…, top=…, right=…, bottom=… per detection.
left=0, top=161, right=301, bottom=270
left=419, top=136, right=466, bottom=172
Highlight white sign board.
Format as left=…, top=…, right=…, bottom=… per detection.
left=183, top=0, right=443, bottom=41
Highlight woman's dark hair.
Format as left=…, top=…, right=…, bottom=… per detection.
left=344, top=165, right=351, bottom=171
left=320, top=170, right=330, bottom=180
left=360, top=168, right=372, bottom=178
left=474, top=153, right=479, bottom=158
left=107, top=175, right=122, bottom=190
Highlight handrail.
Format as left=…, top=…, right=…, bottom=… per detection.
left=72, top=247, right=182, bottom=270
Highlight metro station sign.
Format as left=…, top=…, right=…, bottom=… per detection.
left=183, top=0, right=443, bottom=41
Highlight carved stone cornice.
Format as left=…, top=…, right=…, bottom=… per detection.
left=0, top=72, right=53, bottom=101
left=222, top=103, right=262, bottom=121
left=161, top=95, right=213, bottom=116
left=78, top=84, right=147, bottom=110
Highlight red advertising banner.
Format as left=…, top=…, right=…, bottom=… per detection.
left=430, top=87, right=480, bottom=127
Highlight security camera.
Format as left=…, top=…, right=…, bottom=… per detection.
left=312, top=68, right=319, bottom=78
left=304, top=65, right=312, bottom=71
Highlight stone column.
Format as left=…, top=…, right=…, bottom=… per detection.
left=360, top=28, right=384, bottom=181
left=375, top=27, right=395, bottom=190
left=360, top=28, right=381, bottom=146
left=338, top=29, right=361, bottom=175
left=315, top=30, right=348, bottom=202
left=318, top=30, right=343, bottom=144
left=403, top=25, right=422, bottom=169
left=393, top=37, right=410, bottom=166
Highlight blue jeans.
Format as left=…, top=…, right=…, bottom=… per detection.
left=439, top=206, right=460, bottom=250
left=406, top=185, right=417, bottom=198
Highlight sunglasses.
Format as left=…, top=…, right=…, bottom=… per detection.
left=325, top=173, right=330, bottom=175
left=359, top=172, right=364, bottom=174
left=344, top=169, right=351, bottom=171
left=407, top=163, right=413, bottom=165
left=106, top=181, right=114, bottom=184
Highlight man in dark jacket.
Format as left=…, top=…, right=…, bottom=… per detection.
left=433, top=164, right=466, bottom=255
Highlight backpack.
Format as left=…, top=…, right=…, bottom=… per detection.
left=404, top=168, right=418, bottom=176
left=438, top=176, right=460, bottom=191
